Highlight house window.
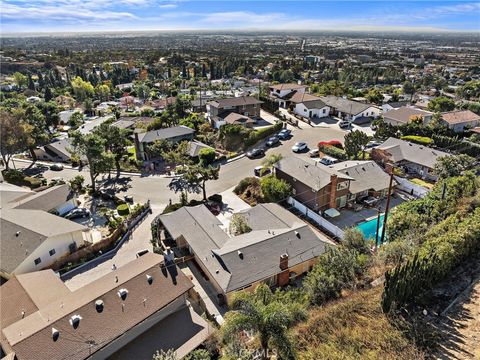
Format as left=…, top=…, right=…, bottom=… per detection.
left=49, top=249, right=56, bottom=256
left=323, top=108, right=326, bottom=113
left=336, top=195, right=347, bottom=208
left=292, top=188, right=296, bottom=195
left=34, top=257, right=41, bottom=266
left=304, top=108, right=307, bottom=112
left=337, top=181, right=349, bottom=191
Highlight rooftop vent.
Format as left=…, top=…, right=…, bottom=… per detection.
left=118, top=288, right=128, bottom=301
left=95, top=300, right=104, bottom=313
left=21, top=310, right=25, bottom=319
left=146, top=274, right=153, bottom=285
left=295, top=231, right=301, bottom=239
left=237, top=250, right=244, bottom=260
left=52, top=328, right=60, bottom=342
left=16, top=231, right=21, bottom=237
left=69, top=315, right=82, bottom=329
left=215, top=269, right=220, bottom=274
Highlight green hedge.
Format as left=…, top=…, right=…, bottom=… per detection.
left=24, top=176, right=42, bottom=188
left=244, top=121, right=283, bottom=147
left=117, top=204, right=130, bottom=216
left=433, top=134, right=480, bottom=157
left=319, top=145, right=348, bottom=160
left=162, top=202, right=183, bottom=214
left=400, top=135, right=433, bottom=146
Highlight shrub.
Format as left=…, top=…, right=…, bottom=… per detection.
left=260, top=175, right=292, bottom=203
left=400, top=135, right=433, bottom=146
left=244, top=121, right=283, bottom=147
left=189, top=199, right=204, bottom=206
left=116, top=204, right=130, bottom=216
left=319, top=144, right=348, bottom=160
left=23, top=176, right=42, bottom=189
left=162, top=202, right=183, bottom=214
left=2, top=169, right=25, bottom=184
left=198, top=147, right=216, bottom=166
left=208, top=194, right=223, bottom=204
left=234, top=177, right=259, bottom=195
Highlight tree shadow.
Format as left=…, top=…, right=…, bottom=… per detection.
left=100, top=175, right=133, bottom=193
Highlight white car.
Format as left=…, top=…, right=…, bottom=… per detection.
left=319, top=156, right=339, bottom=166
left=291, top=142, right=307, bottom=153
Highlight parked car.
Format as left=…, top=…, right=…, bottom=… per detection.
left=254, top=166, right=271, bottom=177
left=291, top=142, right=307, bottom=153
left=266, top=136, right=280, bottom=147
left=308, top=148, right=319, bottom=157
left=246, top=148, right=265, bottom=159
left=319, top=156, right=339, bottom=166
left=64, top=208, right=91, bottom=219
left=50, top=163, right=64, bottom=171
left=364, top=140, right=381, bottom=149
left=338, top=120, right=351, bottom=128
left=278, top=129, right=291, bottom=139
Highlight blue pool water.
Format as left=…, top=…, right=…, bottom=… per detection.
left=357, top=214, right=385, bottom=240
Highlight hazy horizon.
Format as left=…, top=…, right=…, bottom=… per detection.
left=2, top=1, right=479, bottom=34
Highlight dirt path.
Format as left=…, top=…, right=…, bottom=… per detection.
left=434, top=264, right=480, bottom=359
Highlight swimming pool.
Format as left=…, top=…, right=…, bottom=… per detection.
left=357, top=214, right=385, bottom=240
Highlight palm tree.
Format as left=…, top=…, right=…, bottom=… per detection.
left=221, top=284, right=306, bottom=360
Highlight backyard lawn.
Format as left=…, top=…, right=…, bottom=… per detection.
left=410, top=177, right=434, bottom=189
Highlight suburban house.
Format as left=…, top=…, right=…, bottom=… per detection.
left=0, top=253, right=212, bottom=360
left=330, top=160, right=394, bottom=204
left=273, top=156, right=353, bottom=212
left=381, top=101, right=410, bottom=113
left=290, top=92, right=330, bottom=119
left=111, top=116, right=156, bottom=130
left=222, top=112, right=256, bottom=127
left=383, top=106, right=433, bottom=126
left=371, top=137, right=451, bottom=181
left=440, top=110, right=480, bottom=132
left=0, top=183, right=91, bottom=280
left=320, top=96, right=381, bottom=123
left=134, top=125, right=195, bottom=161
left=268, top=83, right=307, bottom=108
left=145, top=96, right=177, bottom=112
left=34, top=138, right=74, bottom=163
left=157, top=203, right=331, bottom=301
left=206, top=96, right=262, bottom=129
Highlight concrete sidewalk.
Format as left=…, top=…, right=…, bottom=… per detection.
left=216, top=187, right=251, bottom=230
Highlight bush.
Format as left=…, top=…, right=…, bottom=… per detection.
left=319, top=144, right=348, bottom=160
left=244, top=121, right=283, bottom=147
left=162, top=202, right=183, bottom=214
left=23, top=176, right=42, bottom=188
left=208, top=194, right=223, bottom=204
left=116, top=204, right=130, bottom=216
left=2, top=169, right=25, bottom=184
left=198, top=147, right=216, bottom=166
left=234, top=177, right=259, bottom=195
left=189, top=199, right=204, bottom=206
left=260, top=175, right=292, bottom=203
left=400, top=135, right=433, bottom=146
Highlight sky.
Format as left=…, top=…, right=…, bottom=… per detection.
left=1, top=0, right=479, bottom=34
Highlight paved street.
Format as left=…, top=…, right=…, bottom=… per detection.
left=11, top=122, right=353, bottom=207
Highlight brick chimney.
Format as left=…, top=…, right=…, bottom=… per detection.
left=278, top=253, right=290, bottom=287
left=329, top=174, right=338, bottom=209
left=279, top=253, right=288, bottom=270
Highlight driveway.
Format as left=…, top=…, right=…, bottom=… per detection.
left=64, top=204, right=164, bottom=291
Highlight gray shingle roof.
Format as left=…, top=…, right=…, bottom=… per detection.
left=320, top=96, right=375, bottom=115
left=274, top=156, right=353, bottom=191
left=208, top=96, right=262, bottom=109
left=137, top=125, right=195, bottom=143
left=330, top=160, right=392, bottom=194
left=0, top=209, right=87, bottom=273
left=376, top=137, right=450, bottom=169
left=159, top=203, right=331, bottom=293
left=383, top=106, right=433, bottom=124
left=9, top=184, right=73, bottom=212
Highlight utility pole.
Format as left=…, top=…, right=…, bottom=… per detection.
left=380, top=164, right=395, bottom=244
left=375, top=206, right=382, bottom=248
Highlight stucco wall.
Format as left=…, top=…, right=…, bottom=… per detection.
left=13, top=230, right=86, bottom=275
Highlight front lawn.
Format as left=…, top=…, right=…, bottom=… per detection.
left=410, top=178, right=434, bottom=189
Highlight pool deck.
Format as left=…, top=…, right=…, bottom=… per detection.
left=329, top=196, right=405, bottom=229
